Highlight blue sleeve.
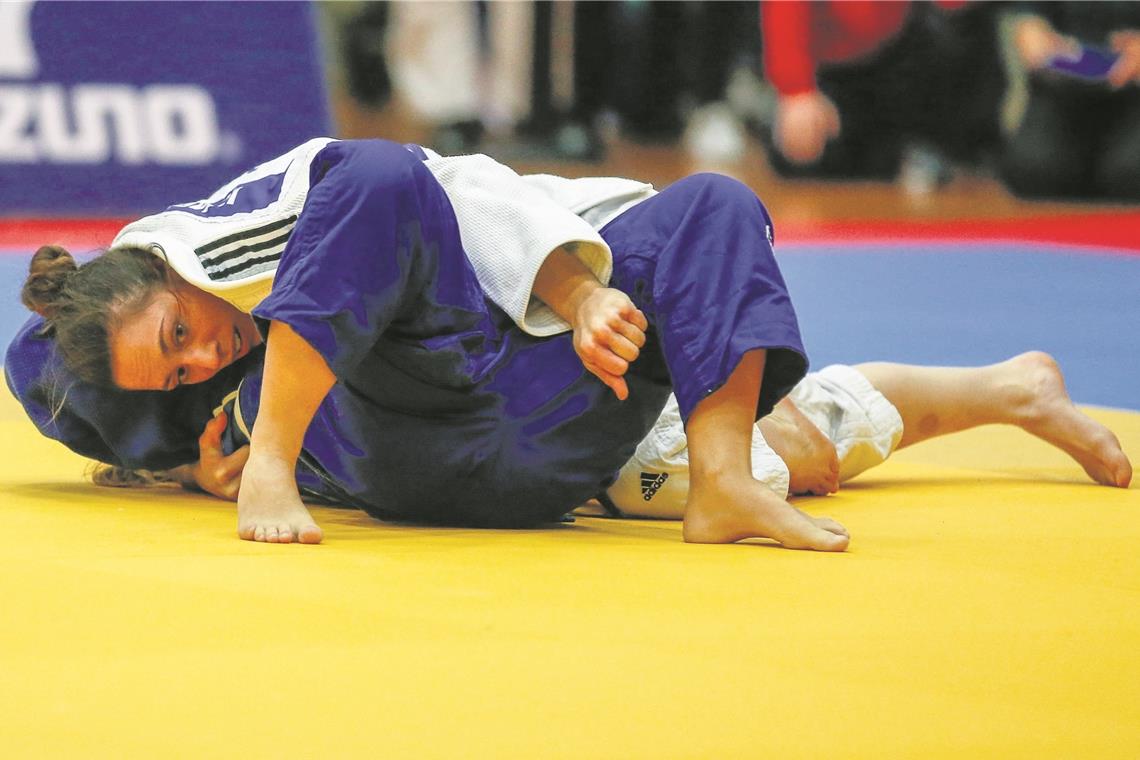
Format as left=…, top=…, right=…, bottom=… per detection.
left=251, top=139, right=469, bottom=378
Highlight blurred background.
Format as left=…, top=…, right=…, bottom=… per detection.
left=1, top=0, right=1138, bottom=406
left=4, top=0, right=1140, bottom=218
left=320, top=0, right=1140, bottom=218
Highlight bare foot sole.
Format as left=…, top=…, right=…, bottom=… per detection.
left=683, top=472, right=849, bottom=551
left=760, top=399, right=840, bottom=496
left=1009, top=352, right=1132, bottom=487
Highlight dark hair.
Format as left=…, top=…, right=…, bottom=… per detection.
left=21, top=244, right=169, bottom=387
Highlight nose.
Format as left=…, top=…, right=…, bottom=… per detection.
left=185, top=340, right=225, bottom=381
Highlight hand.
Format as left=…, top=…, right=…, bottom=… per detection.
left=232, top=318, right=331, bottom=543
left=187, top=410, right=249, bottom=501
left=774, top=91, right=841, bottom=165
left=1108, top=31, right=1140, bottom=88
left=1013, top=16, right=1079, bottom=71
left=572, top=287, right=647, bottom=401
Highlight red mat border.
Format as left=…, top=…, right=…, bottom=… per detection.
left=2, top=213, right=1139, bottom=253
left=776, top=213, right=1140, bottom=253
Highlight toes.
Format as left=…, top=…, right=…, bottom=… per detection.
left=782, top=525, right=849, bottom=552
left=1115, top=458, right=1133, bottom=488
left=813, top=530, right=850, bottom=551
left=778, top=512, right=850, bottom=552
left=815, top=517, right=850, bottom=538
left=810, top=478, right=838, bottom=496
left=237, top=519, right=320, bottom=545
left=298, top=523, right=324, bottom=545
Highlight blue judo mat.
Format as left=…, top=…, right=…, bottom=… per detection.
left=775, top=242, right=1139, bottom=411
left=2, top=241, right=1137, bottom=410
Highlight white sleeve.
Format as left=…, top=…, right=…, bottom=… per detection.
left=423, top=153, right=614, bottom=336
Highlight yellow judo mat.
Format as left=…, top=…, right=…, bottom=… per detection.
left=1, top=385, right=1137, bottom=759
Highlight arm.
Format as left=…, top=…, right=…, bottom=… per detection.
left=532, top=246, right=648, bottom=400
left=761, top=3, right=839, bottom=165
left=761, top=0, right=817, bottom=98
left=235, top=319, right=334, bottom=543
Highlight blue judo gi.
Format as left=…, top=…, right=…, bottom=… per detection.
left=7, top=140, right=808, bottom=527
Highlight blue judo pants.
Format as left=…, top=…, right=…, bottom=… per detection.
left=238, top=141, right=807, bottom=527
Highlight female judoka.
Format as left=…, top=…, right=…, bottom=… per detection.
left=17, top=138, right=850, bottom=550
left=8, top=306, right=1130, bottom=533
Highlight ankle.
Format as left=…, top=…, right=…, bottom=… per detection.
left=689, top=460, right=752, bottom=488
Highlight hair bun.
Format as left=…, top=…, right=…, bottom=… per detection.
left=21, top=245, right=78, bottom=319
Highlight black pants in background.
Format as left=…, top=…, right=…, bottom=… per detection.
left=1001, top=80, right=1140, bottom=201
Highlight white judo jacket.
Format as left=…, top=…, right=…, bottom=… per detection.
left=112, top=138, right=655, bottom=336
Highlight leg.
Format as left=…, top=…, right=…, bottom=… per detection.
left=1000, top=85, right=1091, bottom=200
left=855, top=351, right=1132, bottom=487
left=683, top=349, right=849, bottom=551
left=599, top=174, right=833, bottom=545
left=1095, top=97, right=1140, bottom=201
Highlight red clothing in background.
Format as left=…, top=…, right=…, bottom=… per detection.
left=762, top=1, right=965, bottom=96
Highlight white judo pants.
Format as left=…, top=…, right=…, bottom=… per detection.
left=605, top=365, right=905, bottom=516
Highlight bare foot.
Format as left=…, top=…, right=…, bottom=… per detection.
left=237, top=453, right=323, bottom=544
left=683, top=471, right=849, bottom=551
left=760, top=398, right=840, bottom=495
left=1007, top=352, right=1132, bottom=487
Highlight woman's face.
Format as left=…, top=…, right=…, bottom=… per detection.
left=108, top=279, right=263, bottom=391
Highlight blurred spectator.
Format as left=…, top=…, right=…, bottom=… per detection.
left=341, top=2, right=393, bottom=109
left=385, top=1, right=488, bottom=152
left=1001, top=3, right=1140, bottom=201
left=563, top=2, right=687, bottom=155
left=682, top=3, right=764, bottom=164
left=761, top=1, right=1002, bottom=183
left=571, top=2, right=761, bottom=162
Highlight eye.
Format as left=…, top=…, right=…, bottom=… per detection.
left=173, top=322, right=186, bottom=346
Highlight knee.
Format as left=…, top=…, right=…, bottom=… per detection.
left=669, top=173, right=774, bottom=239
left=1095, top=157, right=1140, bottom=201
left=675, top=172, right=763, bottom=209
left=1000, top=126, right=1087, bottom=200
left=1000, top=152, right=1085, bottom=200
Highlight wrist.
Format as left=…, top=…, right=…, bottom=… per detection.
left=567, top=278, right=604, bottom=328
left=532, top=245, right=606, bottom=326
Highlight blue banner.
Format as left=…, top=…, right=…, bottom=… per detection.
left=0, top=0, right=331, bottom=215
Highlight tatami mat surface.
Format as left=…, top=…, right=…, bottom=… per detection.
left=2, top=384, right=1137, bottom=759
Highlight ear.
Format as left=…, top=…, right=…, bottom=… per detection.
left=146, top=245, right=169, bottom=273
left=145, top=246, right=187, bottom=291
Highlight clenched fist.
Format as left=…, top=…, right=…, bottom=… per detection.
left=571, top=287, right=648, bottom=400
